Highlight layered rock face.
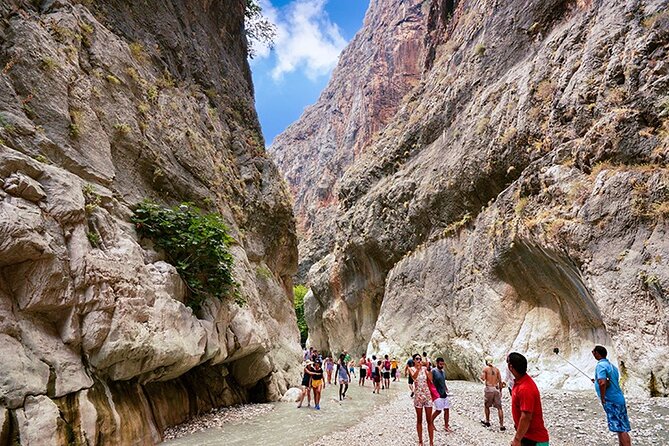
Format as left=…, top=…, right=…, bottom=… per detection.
left=304, top=0, right=669, bottom=396
left=0, top=0, right=301, bottom=444
left=269, top=0, right=431, bottom=281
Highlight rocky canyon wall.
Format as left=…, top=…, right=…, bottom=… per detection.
left=0, top=0, right=301, bottom=444
left=294, top=0, right=669, bottom=396
left=268, top=0, right=431, bottom=281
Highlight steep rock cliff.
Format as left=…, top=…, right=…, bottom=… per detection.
left=305, top=0, right=669, bottom=396
left=269, top=0, right=431, bottom=281
left=0, top=0, right=301, bottom=444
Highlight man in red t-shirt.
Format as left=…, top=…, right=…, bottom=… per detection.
left=507, top=352, right=550, bottom=446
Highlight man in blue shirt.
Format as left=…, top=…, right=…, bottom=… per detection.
left=592, top=345, right=632, bottom=446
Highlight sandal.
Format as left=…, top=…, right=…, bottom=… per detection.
left=480, top=420, right=491, bottom=427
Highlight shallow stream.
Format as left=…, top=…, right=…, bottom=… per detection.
left=162, top=378, right=404, bottom=446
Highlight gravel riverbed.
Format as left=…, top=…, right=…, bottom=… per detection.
left=162, top=380, right=668, bottom=445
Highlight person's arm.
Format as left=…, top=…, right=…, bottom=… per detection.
left=480, top=368, right=487, bottom=382
left=511, top=410, right=533, bottom=446
left=597, top=378, right=607, bottom=405
left=411, top=365, right=421, bottom=380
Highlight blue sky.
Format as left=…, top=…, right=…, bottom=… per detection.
left=249, top=0, right=369, bottom=145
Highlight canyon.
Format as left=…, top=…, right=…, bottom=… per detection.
left=271, top=0, right=669, bottom=396
left=0, top=0, right=301, bottom=444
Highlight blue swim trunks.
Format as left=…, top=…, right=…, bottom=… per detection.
left=604, top=401, right=631, bottom=432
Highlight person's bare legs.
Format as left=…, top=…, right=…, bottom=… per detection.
left=444, top=408, right=452, bottom=432
left=431, top=409, right=442, bottom=428
left=414, top=406, right=423, bottom=445
left=484, top=406, right=490, bottom=424
left=618, top=432, right=632, bottom=446
left=497, top=407, right=504, bottom=429
left=425, top=407, right=434, bottom=446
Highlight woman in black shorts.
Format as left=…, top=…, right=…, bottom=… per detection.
left=405, top=358, right=415, bottom=397
left=297, top=361, right=313, bottom=408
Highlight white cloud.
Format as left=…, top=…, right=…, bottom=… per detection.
left=254, top=0, right=347, bottom=81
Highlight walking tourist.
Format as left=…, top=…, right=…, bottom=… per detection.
left=507, top=352, right=549, bottom=446
left=405, top=357, right=415, bottom=397
left=592, top=345, right=632, bottom=446
left=325, top=355, right=334, bottom=385
left=297, top=361, right=313, bottom=408
left=336, top=353, right=350, bottom=400
left=411, top=354, right=435, bottom=446
left=383, top=355, right=392, bottom=389
left=359, top=354, right=368, bottom=386
left=431, top=357, right=452, bottom=433
left=311, top=360, right=324, bottom=410
left=391, top=357, right=399, bottom=381
left=481, top=356, right=506, bottom=431
left=348, top=359, right=356, bottom=378
left=372, top=360, right=382, bottom=394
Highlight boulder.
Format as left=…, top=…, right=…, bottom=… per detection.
left=280, top=387, right=303, bottom=402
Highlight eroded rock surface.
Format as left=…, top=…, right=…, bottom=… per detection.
left=302, top=0, right=669, bottom=396
left=0, top=0, right=301, bottom=444
left=269, top=0, right=431, bottom=281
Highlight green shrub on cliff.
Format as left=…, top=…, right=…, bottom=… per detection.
left=294, top=284, right=309, bottom=346
left=131, top=201, right=240, bottom=309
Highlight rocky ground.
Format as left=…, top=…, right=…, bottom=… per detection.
left=162, top=380, right=668, bottom=445
left=312, top=381, right=669, bottom=446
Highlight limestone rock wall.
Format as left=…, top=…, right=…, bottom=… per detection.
left=0, top=0, right=301, bottom=444
left=305, top=0, right=669, bottom=396
left=269, top=0, right=431, bottom=281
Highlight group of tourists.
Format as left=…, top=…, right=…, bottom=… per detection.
left=297, top=345, right=632, bottom=446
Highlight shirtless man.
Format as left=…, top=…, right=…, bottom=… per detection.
left=480, top=356, right=505, bottom=431
left=359, top=353, right=368, bottom=386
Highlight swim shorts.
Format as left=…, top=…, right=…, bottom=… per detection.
left=604, top=401, right=631, bottom=432
left=484, top=386, right=502, bottom=409
left=433, top=397, right=450, bottom=411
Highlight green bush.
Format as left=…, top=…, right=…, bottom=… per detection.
left=131, top=200, right=240, bottom=309
left=293, top=284, right=308, bottom=346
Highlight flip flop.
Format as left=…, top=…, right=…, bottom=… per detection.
left=480, top=420, right=491, bottom=427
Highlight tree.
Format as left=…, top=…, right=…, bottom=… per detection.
left=294, top=285, right=309, bottom=346
left=245, top=0, right=276, bottom=58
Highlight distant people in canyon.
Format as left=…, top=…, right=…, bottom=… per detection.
left=325, top=355, right=334, bottom=385
left=383, top=355, right=392, bottom=389
left=348, top=359, right=356, bottom=378
left=411, top=354, right=435, bottom=446
left=431, top=357, right=452, bottom=433
left=359, top=353, right=368, bottom=386
left=507, top=352, right=549, bottom=446
left=480, top=356, right=506, bottom=431
left=405, top=357, right=415, bottom=397
left=592, top=345, right=632, bottom=446
left=372, top=360, right=382, bottom=394
left=336, top=353, right=350, bottom=400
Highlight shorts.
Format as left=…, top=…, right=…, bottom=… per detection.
left=311, top=379, right=322, bottom=389
left=373, top=375, right=381, bottom=383
left=383, top=371, right=390, bottom=379
left=484, top=386, right=502, bottom=409
left=391, top=368, right=397, bottom=378
left=301, top=375, right=310, bottom=387
left=408, top=376, right=414, bottom=385
left=360, top=367, right=367, bottom=376
left=520, top=440, right=549, bottom=446
left=604, top=401, right=631, bottom=432
left=433, top=397, right=450, bottom=411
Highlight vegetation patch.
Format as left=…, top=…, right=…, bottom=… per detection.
left=293, top=284, right=309, bottom=346
left=132, top=201, right=240, bottom=309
